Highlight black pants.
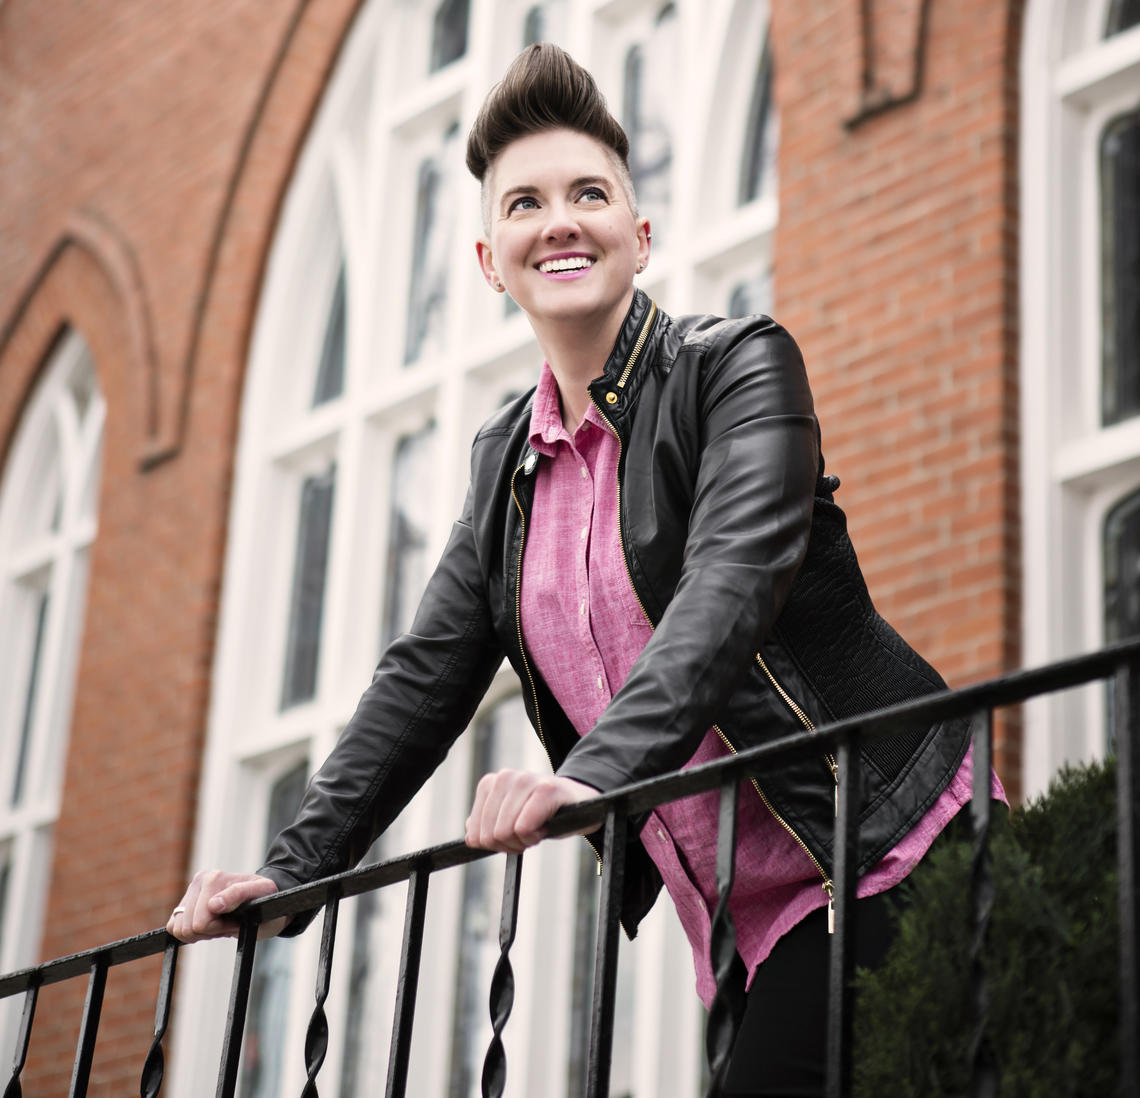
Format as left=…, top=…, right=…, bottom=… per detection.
left=720, top=805, right=1002, bottom=1096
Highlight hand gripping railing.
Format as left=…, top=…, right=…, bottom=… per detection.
left=1, top=636, right=1137, bottom=1098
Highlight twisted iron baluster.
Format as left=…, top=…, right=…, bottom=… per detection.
left=215, top=918, right=259, bottom=1098
left=69, top=956, right=108, bottom=1098
left=585, top=809, right=628, bottom=1098
left=1115, top=661, right=1140, bottom=1098
left=968, top=711, right=997, bottom=1098
left=480, top=852, right=523, bottom=1098
left=139, top=938, right=179, bottom=1098
left=2, top=981, right=38, bottom=1098
left=300, top=890, right=340, bottom=1098
left=704, top=776, right=743, bottom=1097
left=385, top=868, right=430, bottom=1098
left=825, top=738, right=859, bottom=1098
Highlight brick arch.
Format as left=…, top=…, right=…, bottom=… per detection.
left=0, top=218, right=147, bottom=475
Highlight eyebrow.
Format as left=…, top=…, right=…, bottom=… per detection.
left=498, top=175, right=613, bottom=210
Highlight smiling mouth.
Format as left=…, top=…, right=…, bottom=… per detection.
left=537, top=256, right=595, bottom=274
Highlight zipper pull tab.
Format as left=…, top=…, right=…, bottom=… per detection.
left=825, top=881, right=835, bottom=935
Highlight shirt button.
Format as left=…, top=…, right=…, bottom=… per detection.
left=656, top=829, right=666, bottom=841
left=580, top=527, right=588, bottom=540
left=597, top=676, right=604, bottom=690
left=580, top=466, right=588, bottom=479
left=579, top=600, right=586, bottom=615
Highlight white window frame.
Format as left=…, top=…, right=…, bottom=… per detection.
left=0, top=330, right=103, bottom=1055
left=1021, top=0, right=1140, bottom=795
left=172, top=3, right=776, bottom=1095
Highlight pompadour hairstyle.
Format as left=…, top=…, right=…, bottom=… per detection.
left=466, top=44, right=635, bottom=225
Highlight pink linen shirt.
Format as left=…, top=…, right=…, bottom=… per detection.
left=519, top=362, right=1003, bottom=1006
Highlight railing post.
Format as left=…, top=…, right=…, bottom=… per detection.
left=68, top=956, right=107, bottom=1098
left=215, top=919, right=259, bottom=1098
left=480, top=854, right=523, bottom=1098
left=139, top=938, right=179, bottom=1098
left=825, top=736, right=860, bottom=1098
left=585, top=808, right=628, bottom=1098
left=301, top=889, right=340, bottom=1098
left=968, top=712, right=997, bottom=1098
left=386, top=868, right=430, bottom=1098
left=705, top=776, right=744, bottom=1097
left=1116, top=659, right=1140, bottom=1098
left=3, top=981, right=38, bottom=1098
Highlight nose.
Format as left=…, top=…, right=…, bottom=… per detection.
left=542, top=199, right=581, bottom=241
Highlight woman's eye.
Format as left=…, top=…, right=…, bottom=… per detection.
left=578, top=187, right=607, bottom=203
left=508, top=196, right=539, bottom=213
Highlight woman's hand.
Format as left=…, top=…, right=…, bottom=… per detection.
left=464, top=771, right=599, bottom=853
left=167, top=870, right=285, bottom=943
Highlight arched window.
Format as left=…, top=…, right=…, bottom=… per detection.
left=1021, top=0, right=1140, bottom=791
left=0, top=330, right=103, bottom=1051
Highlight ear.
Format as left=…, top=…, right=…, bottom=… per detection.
left=636, top=218, right=651, bottom=272
left=475, top=239, right=504, bottom=292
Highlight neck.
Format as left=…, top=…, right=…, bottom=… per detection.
left=530, top=290, right=635, bottom=433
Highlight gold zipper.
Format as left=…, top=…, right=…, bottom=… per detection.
left=617, top=301, right=658, bottom=389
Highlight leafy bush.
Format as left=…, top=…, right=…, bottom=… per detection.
left=853, top=758, right=1120, bottom=1098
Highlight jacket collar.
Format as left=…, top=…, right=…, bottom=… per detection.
left=586, top=289, right=659, bottom=421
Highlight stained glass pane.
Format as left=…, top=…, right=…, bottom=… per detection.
left=446, top=697, right=520, bottom=1097
left=1105, top=488, right=1140, bottom=643
left=623, top=5, right=677, bottom=245
left=1105, top=0, right=1140, bottom=35
left=739, top=36, right=776, bottom=205
left=430, top=0, right=469, bottom=72
left=280, top=466, right=336, bottom=708
left=405, top=125, right=459, bottom=365
left=11, top=592, right=50, bottom=808
left=312, top=263, right=347, bottom=407
left=1101, top=108, right=1140, bottom=425
left=381, top=422, right=437, bottom=649
left=238, top=760, right=309, bottom=1098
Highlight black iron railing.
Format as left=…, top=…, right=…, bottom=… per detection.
left=2, top=638, right=1138, bottom=1098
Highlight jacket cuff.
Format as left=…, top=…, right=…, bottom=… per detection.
left=256, top=865, right=320, bottom=938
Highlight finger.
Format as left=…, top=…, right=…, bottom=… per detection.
left=208, top=876, right=278, bottom=917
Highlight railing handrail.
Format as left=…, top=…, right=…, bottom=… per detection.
left=3, top=632, right=1137, bottom=1002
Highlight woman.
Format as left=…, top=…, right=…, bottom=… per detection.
left=170, top=43, right=999, bottom=1095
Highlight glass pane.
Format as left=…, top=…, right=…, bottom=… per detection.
left=727, top=269, right=773, bottom=319
left=430, top=0, right=469, bottom=72
left=522, top=5, right=545, bottom=46
left=280, top=466, right=336, bottom=708
left=1105, top=488, right=1140, bottom=643
left=0, top=853, right=9, bottom=960
left=739, top=36, right=776, bottom=205
left=1101, top=107, right=1140, bottom=425
left=381, top=422, right=437, bottom=649
left=405, top=125, right=460, bottom=365
left=1106, top=0, right=1140, bottom=35
left=623, top=5, right=677, bottom=246
left=312, top=263, right=347, bottom=407
left=447, top=697, right=521, bottom=1097
left=238, top=760, right=309, bottom=1098
left=11, top=591, right=50, bottom=808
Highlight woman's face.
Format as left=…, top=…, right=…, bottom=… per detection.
left=476, top=128, right=650, bottom=333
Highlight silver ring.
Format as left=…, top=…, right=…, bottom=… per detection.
left=171, top=906, right=186, bottom=917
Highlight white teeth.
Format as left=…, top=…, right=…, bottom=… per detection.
left=539, top=256, right=594, bottom=273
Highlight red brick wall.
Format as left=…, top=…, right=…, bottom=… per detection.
left=0, top=0, right=1026, bottom=1091
left=0, top=0, right=363, bottom=1091
left=771, top=0, right=1025, bottom=793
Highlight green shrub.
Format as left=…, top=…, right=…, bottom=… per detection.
left=853, top=758, right=1120, bottom=1098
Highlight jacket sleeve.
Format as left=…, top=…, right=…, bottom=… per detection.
left=555, top=318, right=820, bottom=792
left=257, top=485, right=503, bottom=930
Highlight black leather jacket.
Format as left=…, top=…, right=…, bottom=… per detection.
left=260, top=290, right=970, bottom=935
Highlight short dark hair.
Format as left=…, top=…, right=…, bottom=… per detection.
left=466, top=44, right=634, bottom=227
